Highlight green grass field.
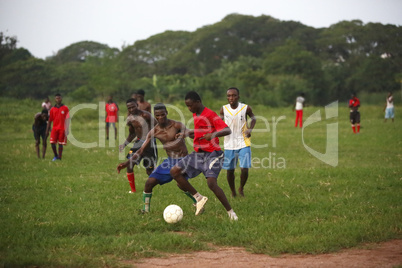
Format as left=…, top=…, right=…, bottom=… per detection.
left=0, top=97, right=401, bottom=267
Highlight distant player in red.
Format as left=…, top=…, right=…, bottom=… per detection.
left=349, top=93, right=361, bottom=134
left=46, top=93, right=70, bottom=161
left=105, top=95, right=119, bottom=140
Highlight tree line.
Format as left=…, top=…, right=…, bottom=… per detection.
left=1, top=14, right=401, bottom=106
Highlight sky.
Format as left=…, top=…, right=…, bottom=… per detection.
left=1, top=0, right=402, bottom=59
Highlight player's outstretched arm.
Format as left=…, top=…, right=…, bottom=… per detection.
left=202, top=127, right=232, bottom=141
left=175, top=121, right=194, bottom=139
left=119, top=124, right=136, bottom=152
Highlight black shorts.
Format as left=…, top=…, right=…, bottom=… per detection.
left=350, top=111, right=360, bottom=124
left=106, top=122, right=116, bottom=128
left=33, top=124, right=47, bottom=140
left=126, top=138, right=158, bottom=169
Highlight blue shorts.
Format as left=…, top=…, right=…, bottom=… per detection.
left=385, top=107, right=394, bottom=119
left=176, top=150, right=224, bottom=179
left=222, top=147, right=251, bottom=170
left=149, top=157, right=186, bottom=185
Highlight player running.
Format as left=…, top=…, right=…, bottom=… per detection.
left=119, top=98, right=157, bottom=193
left=220, top=87, right=256, bottom=197
left=170, top=91, right=238, bottom=220
left=349, top=93, right=361, bottom=134
left=46, top=93, right=70, bottom=161
left=117, top=103, right=198, bottom=212
left=132, top=89, right=151, bottom=113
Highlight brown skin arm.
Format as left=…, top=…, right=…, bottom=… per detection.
left=219, top=107, right=224, bottom=120
left=245, top=105, right=256, bottom=138
left=201, top=126, right=232, bottom=141
left=119, top=124, right=136, bottom=152
left=117, top=129, right=153, bottom=173
left=45, top=117, right=52, bottom=138
left=175, top=128, right=194, bottom=139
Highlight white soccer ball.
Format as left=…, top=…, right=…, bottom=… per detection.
left=163, top=204, right=183, bottom=224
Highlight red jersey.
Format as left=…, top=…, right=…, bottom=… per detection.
left=105, top=102, right=119, bottom=122
left=193, top=107, right=228, bottom=152
left=349, top=97, right=360, bottom=111
left=49, top=105, right=69, bottom=130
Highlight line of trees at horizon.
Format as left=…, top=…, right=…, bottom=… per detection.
left=1, top=14, right=401, bottom=106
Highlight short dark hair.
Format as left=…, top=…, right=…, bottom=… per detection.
left=300, top=92, right=305, bottom=97
left=136, top=89, right=145, bottom=96
left=55, top=93, right=61, bottom=97
left=154, top=103, right=167, bottom=112
left=228, top=87, right=239, bottom=94
left=126, top=98, right=137, bottom=104
left=41, top=109, right=48, bottom=114
left=185, top=91, right=201, bottom=102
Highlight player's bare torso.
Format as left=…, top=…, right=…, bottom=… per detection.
left=153, top=120, right=188, bottom=159
left=127, top=111, right=154, bottom=140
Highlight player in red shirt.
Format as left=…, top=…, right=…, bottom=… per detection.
left=349, top=93, right=361, bottom=134
left=170, top=91, right=238, bottom=220
left=46, top=93, right=70, bottom=161
left=105, top=95, right=119, bottom=140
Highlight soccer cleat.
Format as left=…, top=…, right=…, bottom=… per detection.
left=228, top=211, right=238, bottom=221
left=139, top=209, right=148, bottom=214
left=128, top=191, right=136, bottom=194
left=52, top=157, right=59, bottom=161
left=195, top=196, right=208, bottom=215
left=193, top=203, right=205, bottom=214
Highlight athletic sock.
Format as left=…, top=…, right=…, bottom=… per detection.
left=51, top=144, right=58, bottom=158
left=193, top=192, right=203, bottom=202
left=357, top=125, right=360, bottom=133
left=58, top=145, right=63, bottom=159
left=184, top=191, right=197, bottom=204
left=127, top=173, right=136, bottom=192
left=352, top=126, right=356, bottom=133
left=142, top=192, right=152, bottom=212
left=227, top=209, right=238, bottom=220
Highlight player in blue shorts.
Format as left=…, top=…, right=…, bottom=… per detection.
left=117, top=103, right=197, bottom=212
left=220, top=87, right=256, bottom=197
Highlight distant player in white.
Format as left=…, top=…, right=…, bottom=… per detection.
left=293, top=92, right=305, bottom=128
left=384, top=92, right=394, bottom=122
left=220, top=87, right=256, bottom=197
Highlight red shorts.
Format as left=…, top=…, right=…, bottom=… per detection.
left=50, top=128, right=67, bottom=145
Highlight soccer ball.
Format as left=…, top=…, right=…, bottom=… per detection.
left=163, top=204, right=183, bottom=224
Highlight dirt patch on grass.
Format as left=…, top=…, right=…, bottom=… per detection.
left=127, top=239, right=402, bottom=268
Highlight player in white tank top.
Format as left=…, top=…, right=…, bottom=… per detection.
left=220, top=87, right=256, bottom=197
left=222, top=102, right=250, bottom=149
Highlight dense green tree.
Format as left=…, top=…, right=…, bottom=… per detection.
left=49, top=41, right=118, bottom=64
left=0, top=58, right=54, bottom=98
left=263, top=40, right=327, bottom=103
left=1, top=16, right=401, bottom=105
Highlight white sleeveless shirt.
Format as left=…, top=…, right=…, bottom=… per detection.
left=386, top=96, right=394, bottom=108
left=222, top=103, right=251, bottom=150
